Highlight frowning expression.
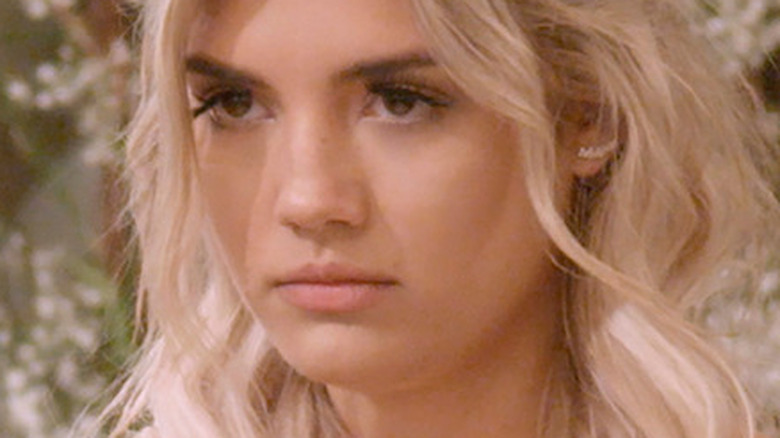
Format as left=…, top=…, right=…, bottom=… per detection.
left=187, top=0, right=563, bottom=391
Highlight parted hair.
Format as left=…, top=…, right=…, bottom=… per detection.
left=90, top=0, right=780, bottom=436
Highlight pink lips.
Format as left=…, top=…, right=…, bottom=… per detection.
left=273, top=263, right=397, bottom=313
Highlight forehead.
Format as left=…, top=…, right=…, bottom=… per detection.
left=188, top=0, right=428, bottom=69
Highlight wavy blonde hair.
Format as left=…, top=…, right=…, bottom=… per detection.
left=90, top=0, right=780, bottom=436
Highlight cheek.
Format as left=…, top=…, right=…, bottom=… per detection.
left=200, top=165, right=257, bottom=281
left=374, top=124, right=555, bottom=340
left=358, top=138, right=555, bottom=382
left=197, top=133, right=269, bottom=287
left=381, top=129, right=542, bottom=283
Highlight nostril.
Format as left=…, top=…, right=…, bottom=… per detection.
left=275, top=177, right=369, bottom=234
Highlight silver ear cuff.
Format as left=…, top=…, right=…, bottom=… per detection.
left=577, top=141, right=617, bottom=160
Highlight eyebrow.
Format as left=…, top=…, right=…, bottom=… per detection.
left=184, top=52, right=438, bottom=87
left=186, top=56, right=261, bottom=86
left=337, top=52, right=437, bottom=81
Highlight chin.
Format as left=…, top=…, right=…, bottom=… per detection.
left=269, top=321, right=417, bottom=392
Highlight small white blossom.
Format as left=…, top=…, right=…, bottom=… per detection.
left=759, top=270, right=779, bottom=295
left=76, top=285, right=104, bottom=308
left=33, top=268, right=56, bottom=296
left=22, top=0, right=49, bottom=20
left=702, top=0, right=780, bottom=70
left=68, top=325, right=98, bottom=351
left=54, top=357, right=78, bottom=388
left=7, top=384, right=48, bottom=436
left=34, top=295, right=57, bottom=320
left=5, top=369, right=28, bottom=392
left=34, top=92, right=55, bottom=110
left=52, top=85, right=76, bottom=105
left=58, top=44, right=75, bottom=62
left=109, top=39, right=132, bottom=65
left=80, top=140, right=117, bottom=166
left=6, top=79, right=32, bottom=103
left=35, top=63, right=58, bottom=85
left=72, top=376, right=104, bottom=400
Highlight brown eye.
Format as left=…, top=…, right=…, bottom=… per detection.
left=193, top=88, right=271, bottom=128
left=380, top=90, right=420, bottom=116
left=363, top=84, right=452, bottom=124
left=216, top=90, right=253, bottom=118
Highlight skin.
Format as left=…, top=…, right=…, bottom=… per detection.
left=186, top=0, right=595, bottom=436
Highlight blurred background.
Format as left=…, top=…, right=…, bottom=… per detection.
left=0, top=1, right=778, bottom=437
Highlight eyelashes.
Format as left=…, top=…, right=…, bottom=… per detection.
left=363, top=82, right=453, bottom=123
left=190, top=78, right=455, bottom=129
left=192, top=87, right=268, bottom=128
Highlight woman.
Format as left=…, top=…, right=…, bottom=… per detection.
left=94, top=0, right=779, bottom=436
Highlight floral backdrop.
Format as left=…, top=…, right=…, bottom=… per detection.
left=0, top=1, right=778, bottom=437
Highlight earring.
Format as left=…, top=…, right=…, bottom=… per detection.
left=577, top=141, right=616, bottom=160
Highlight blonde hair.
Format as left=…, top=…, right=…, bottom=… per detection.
left=92, top=0, right=780, bottom=436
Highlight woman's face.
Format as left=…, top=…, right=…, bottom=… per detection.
left=188, top=0, right=565, bottom=391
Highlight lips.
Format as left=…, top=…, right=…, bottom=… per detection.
left=272, top=263, right=398, bottom=312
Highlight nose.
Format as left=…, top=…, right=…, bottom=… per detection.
left=273, top=116, right=369, bottom=235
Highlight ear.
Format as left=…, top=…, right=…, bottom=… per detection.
left=568, top=126, right=616, bottom=178
left=558, top=106, right=618, bottom=179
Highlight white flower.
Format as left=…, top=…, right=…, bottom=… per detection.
left=68, top=325, right=98, bottom=351
left=22, top=0, right=49, bottom=20
left=34, top=92, right=55, bottom=110
left=55, top=356, right=78, bottom=389
left=7, top=383, right=47, bottom=436
left=32, top=267, right=56, bottom=297
left=759, top=270, right=780, bottom=296
left=35, top=63, right=59, bottom=85
left=5, top=368, right=28, bottom=393
left=6, top=79, right=32, bottom=103
left=35, top=295, right=58, bottom=320
left=702, top=0, right=780, bottom=69
left=76, top=285, right=105, bottom=308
